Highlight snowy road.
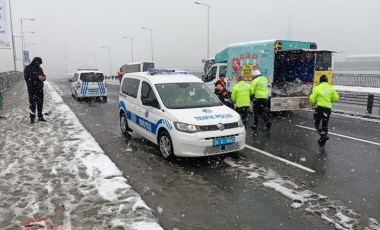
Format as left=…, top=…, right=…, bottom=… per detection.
left=24, top=78, right=380, bottom=229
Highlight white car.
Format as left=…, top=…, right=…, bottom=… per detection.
left=69, top=70, right=108, bottom=102
left=118, top=69, right=246, bottom=160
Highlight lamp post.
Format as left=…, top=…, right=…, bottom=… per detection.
left=90, top=52, right=97, bottom=68
left=22, top=31, right=35, bottom=66
left=141, top=27, right=154, bottom=62
left=102, top=46, right=112, bottom=76
left=19, top=19, right=35, bottom=68
left=25, top=43, right=36, bottom=50
left=9, top=0, right=17, bottom=70
left=195, top=2, right=211, bottom=59
left=122, top=36, right=134, bottom=63
left=22, top=31, right=35, bottom=50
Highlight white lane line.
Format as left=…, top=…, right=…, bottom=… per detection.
left=245, top=144, right=316, bottom=173
left=295, top=125, right=380, bottom=146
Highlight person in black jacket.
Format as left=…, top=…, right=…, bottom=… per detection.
left=24, top=57, right=46, bottom=123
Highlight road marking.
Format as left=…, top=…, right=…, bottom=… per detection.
left=295, top=125, right=380, bottom=146
left=245, top=144, right=316, bottom=173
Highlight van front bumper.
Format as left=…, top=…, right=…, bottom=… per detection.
left=171, top=127, right=246, bottom=157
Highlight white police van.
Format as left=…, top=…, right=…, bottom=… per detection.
left=69, top=69, right=108, bottom=102
left=118, top=69, right=246, bottom=160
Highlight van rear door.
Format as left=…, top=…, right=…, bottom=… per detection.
left=79, top=72, right=107, bottom=96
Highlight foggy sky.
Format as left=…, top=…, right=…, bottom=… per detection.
left=1, top=0, right=380, bottom=76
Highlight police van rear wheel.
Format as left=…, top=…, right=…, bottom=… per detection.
left=158, top=131, right=174, bottom=160
left=120, top=113, right=131, bottom=136
left=103, top=96, right=107, bottom=103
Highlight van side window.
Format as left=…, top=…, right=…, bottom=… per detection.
left=205, top=66, right=217, bottom=82
left=73, top=73, right=79, bottom=81
left=141, top=81, right=158, bottom=102
left=122, top=78, right=140, bottom=98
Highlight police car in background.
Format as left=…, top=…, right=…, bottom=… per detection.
left=118, top=69, right=246, bottom=160
left=69, top=69, right=108, bottom=102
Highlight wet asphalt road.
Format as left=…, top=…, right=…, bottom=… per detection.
left=51, top=78, right=380, bottom=229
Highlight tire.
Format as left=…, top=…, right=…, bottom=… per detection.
left=75, top=91, right=81, bottom=101
left=103, top=96, right=107, bottom=103
left=120, top=112, right=131, bottom=136
left=158, top=130, right=174, bottom=160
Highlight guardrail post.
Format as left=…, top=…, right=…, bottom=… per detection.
left=367, top=94, right=374, bottom=114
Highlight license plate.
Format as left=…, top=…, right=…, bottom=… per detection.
left=87, top=89, right=99, bottom=94
left=213, top=137, right=235, bottom=146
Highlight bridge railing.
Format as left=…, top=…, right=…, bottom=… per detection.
left=0, top=71, right=23, bottom=93
left=334, top=73, right=380, bottom=87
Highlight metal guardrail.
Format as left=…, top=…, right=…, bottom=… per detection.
left=336, top=91, right=380, bottom=115
left=0, top=71, right=23, bottom=93
left=334, top=73, right=380, bottom=87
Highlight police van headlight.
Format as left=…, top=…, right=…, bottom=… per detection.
left=238, top=118, right=244, bottom=127
left=174, top=122, right=199, bottom=133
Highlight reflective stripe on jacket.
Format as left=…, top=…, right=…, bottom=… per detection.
left=309, top=82, right=339, bottom=109
left=231, top=81, right=253, bottom=108
left=251, top=76, right=269, bottom=99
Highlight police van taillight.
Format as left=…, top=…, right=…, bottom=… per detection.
left=76, top=81, right=81, bottom=88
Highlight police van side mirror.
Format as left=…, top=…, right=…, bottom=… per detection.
left=68, top=78, right=73, bottom=82
left=142, top=98, right=159, bottom=108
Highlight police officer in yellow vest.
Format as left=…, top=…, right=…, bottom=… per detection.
left=231, top=75, right=253, bottom=126
left=251, top=70, right=271, bottom=131
left=309, top=75, right=339, bottom=147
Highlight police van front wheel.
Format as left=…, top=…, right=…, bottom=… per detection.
left=120, top=113, right=131, bottom=136
left=158, top=131, right=174, bottom=160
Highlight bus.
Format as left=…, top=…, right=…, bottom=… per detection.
left=120, top=62, right=155, bottom=74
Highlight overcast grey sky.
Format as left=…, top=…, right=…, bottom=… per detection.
left=1, top=0, right=380, bottom=76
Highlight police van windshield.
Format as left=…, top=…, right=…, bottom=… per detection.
left=155, top=82, right=222, bottom=109
left=80, top=72, right=104, bottom=82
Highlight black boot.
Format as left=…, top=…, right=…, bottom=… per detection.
left=38, top=117, right=47, bottom=122
left=30, top=118, right=35, bottom=124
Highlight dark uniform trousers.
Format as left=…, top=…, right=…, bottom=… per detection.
left=253, top=99, right=271, bottom=129
left=236, top=106, right=249, bottom=126
left=313, top=106, right=331, bottom=136
left=28, top=87, right=44, bottom=119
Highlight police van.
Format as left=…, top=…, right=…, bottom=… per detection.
left=118, top=69, right=246, bottom=160
left=69, top=69, right=108, bottom=102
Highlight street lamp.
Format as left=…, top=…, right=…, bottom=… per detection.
left=90, top=52, right=97, bottom=68
left=122, top=36, right=134, bottom=63
left=141, top=27, right=154, bottom=62
left=195, top=2, right=211, bottom=59
left=19, top=18, right=35, bottom=68
left=102, top=46, right=112, bottom=76
left=25, top=43, right=36, bottom=50
left=22, top=31, right=35, bottom=50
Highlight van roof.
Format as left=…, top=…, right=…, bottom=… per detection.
left=124, top=71, right=203, bottom=85
left=76, top=70, right=104, bottom=74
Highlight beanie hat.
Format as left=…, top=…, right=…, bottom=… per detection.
left=320, top=75, right=328, bottom=83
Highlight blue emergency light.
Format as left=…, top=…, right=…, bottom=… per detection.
left=148, top=68, right=188, bottom=75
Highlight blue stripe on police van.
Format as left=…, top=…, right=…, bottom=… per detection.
left=98, top=82, right=102, bottom=94
left=100, top=82, right=105, bottom=94
left=118, top=101, right=173, bottom=134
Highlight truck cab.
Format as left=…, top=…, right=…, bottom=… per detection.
left=203, top=63, right=227, bottom=92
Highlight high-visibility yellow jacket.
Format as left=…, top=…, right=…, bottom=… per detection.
left=309, top=82, right=339, bottom=109
left=231, top=81, right=253, bottom=108
left=251, top=76, right=269, bottom=99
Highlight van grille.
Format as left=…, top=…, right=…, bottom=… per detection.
left=199, top=122, right=239, bottom=132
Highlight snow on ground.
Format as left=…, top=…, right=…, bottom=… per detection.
left=223, top=157, right=380, bottom=230
left=335, top=85, right=380, bottom=95
left=0, top=82, right=163, bottom=230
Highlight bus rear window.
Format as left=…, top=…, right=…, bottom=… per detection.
left=80, top=72, right=104, bottom=82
